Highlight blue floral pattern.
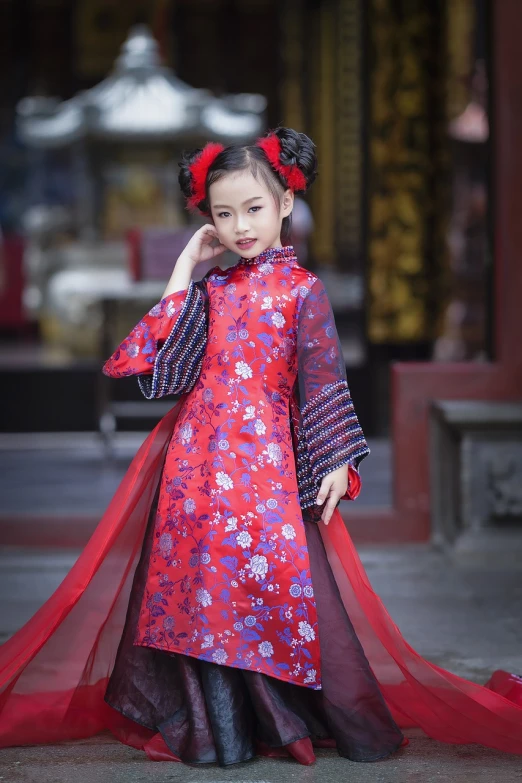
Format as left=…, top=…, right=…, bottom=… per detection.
left=102, top=246, right=368, bottom=690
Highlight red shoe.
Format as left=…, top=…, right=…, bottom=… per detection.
left=285, top=737, right=316, bottom=765
left=400, top=737, right=410, bottom=748
left=143, top=732, right=181, bottom=762
left=484, top=670, right=522, bottom=707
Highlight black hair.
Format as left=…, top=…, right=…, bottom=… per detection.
left=178, top=127, right=317, bottom=244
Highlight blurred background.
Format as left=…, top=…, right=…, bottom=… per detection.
left=2, top=8, right=522, bottom=767
left=2, top=0, right=521, bottom=557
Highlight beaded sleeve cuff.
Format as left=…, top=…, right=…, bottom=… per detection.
left=296, top=379, right=369, bottom=510
left=138, top=280, right=207, bottom=399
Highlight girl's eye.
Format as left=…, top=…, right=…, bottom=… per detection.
left=249, top=206, right=261, bottom=213
left=217, top=211, right=231, bottom=218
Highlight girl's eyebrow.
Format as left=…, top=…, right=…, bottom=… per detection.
left=212, top=196, right=264, bottom=209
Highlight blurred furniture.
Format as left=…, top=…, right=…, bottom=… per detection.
left=430, top=400, right=522, bottom=564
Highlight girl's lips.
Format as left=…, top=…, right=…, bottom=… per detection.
left=236, top=239, right=257, bottom=249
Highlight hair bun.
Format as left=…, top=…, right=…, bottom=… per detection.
left=178, top=147, right=203, bottom=205
left=273, top=127, right=318, bottom=191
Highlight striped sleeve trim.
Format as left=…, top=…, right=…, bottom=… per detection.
left=138, top=280, right=207, bottom=399
left=296, top=380, right=369, bottom=509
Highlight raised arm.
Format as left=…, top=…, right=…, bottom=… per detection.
left=295, top=276, right=369, bottom=509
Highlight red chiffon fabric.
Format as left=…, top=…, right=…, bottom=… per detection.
left=1, top=397, right=521, bottom=755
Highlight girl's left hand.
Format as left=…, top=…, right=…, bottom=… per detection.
left=315, top=464, right=349, bottom=525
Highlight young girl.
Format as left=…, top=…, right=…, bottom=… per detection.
left=1, top=127, right=522, bottom=767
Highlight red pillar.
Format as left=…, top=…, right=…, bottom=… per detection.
left=343, top=0, right=522, bottom=543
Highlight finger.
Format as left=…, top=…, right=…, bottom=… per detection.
left=211, top=243, right=227, bottom=257
left=201, top=223, right=219, bottom=237
left=321, top=495, right=339, bottom=526
left=200, top=228, right=220, bottom=244
left=315, top=478, right=333, bottom=506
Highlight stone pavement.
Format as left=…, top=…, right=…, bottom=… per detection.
left=1, top=544, right=522, bottom=782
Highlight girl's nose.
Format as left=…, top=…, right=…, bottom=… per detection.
left=235, top=215, right=250, bottom=234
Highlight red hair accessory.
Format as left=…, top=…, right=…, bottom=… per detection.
left=187, top=142, right=225, bottom=213
left=256, top=132, right=307, bottom=193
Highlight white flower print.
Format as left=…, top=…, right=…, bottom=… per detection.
left=298, top=621, right=316, bottom=642
left=235, top=361, right=253, bottom=379
left=244, top=615, right=257, bottom=627
left=125, top=343, right=140, bottom=358
left=212, top=649, right=228, bottom=664
left=196, top=588, right=212, bottom=607
left=201, top=633, right=214, bottom=649
left=179, top=422, right=193, bottom=444
left=248, top=555, right=268, bottom=581
left=256, top=503, right=266, bottom=513
left=254, top=419, right=266, bottom=435
left=216, top=471, right=234, bottom=490
left=234, top=622, right=243, bottom=631
left=271, top=311, right=286, bottom=328
left=166, top=299, right=178, bottom=318
left=224, top=516, right=238, bottom=531
left=243, top=405, right=256, bottom=420
left=261, top=295, right=273, bottom=310
left=289, top=584, right=302, bottom=598
left=304, top=668, right=317, bottom=684
left=236, top=531, right=253, bottom=549
left=238, top=329, right=249, bottom=339
left=303, top=585, right=314, bottom=598
left=266, top=498, right=277, bottom=509
left=218, top=439, right=229, bottom=450
left=258, top=262, right=274, bottom=274
left=183, top=498, right=196, bottom=514
left=281, top=524, right=296, bottom=540
left=258, top=641, right=274, bottom=658
left=264, top=442, right=283, bottom=466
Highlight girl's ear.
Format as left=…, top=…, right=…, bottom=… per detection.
left=281, top=188, right=294, bottom=218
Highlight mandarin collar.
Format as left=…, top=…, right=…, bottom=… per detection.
left=238, top=245, right=298, bottom=265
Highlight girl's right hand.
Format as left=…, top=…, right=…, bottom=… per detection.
left=178, top=224, right=227, bottom=268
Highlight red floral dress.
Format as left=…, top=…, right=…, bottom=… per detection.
left=103, top=245, right=368, bottom=691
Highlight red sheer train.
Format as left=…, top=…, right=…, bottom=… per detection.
left=0, top=398, right=521, bottom=758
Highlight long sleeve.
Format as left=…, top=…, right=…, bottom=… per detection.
left=295, top=276, right=369, bottom=510
left=102, top=277, right=209, bottom=399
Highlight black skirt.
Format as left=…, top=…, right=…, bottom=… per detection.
left=104, top=485, right=404, bottom=766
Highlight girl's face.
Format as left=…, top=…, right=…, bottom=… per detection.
left=208, top=170, right=294, bottom=258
